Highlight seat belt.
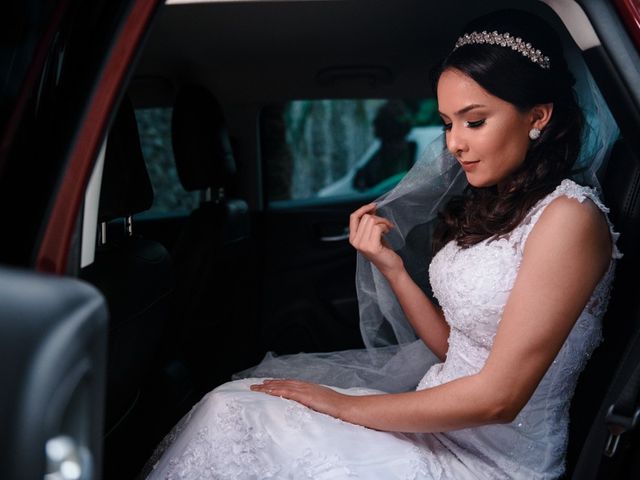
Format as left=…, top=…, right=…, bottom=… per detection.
left=572, top=326, right=640, bottom=479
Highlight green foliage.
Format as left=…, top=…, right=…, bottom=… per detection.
left=264, top=98, right=438, bottom=201
left=412, top=99, right=440, bottom=126
left=134, top=108, right=199, bottom=213
left=264, top=99, right=384, bottom=200
left=134, top=99, right=441, bottom=207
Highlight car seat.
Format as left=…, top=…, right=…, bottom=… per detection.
left=80, top=96, right=174, bottom=433
left=565, top=138, right=640, bottom=478
left=170, top=85, right=260, bottom=392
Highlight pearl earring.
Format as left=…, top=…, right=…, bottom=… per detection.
left=529, top=128, right=541, bottom=140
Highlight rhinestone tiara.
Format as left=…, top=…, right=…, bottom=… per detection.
left=453, top=30, right=551, bottom=70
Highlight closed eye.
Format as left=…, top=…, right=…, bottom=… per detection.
left=464, top=119, right=485, bottom=128
left=442, top=119, right=485, bottom=132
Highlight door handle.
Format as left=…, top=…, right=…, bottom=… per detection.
left=319, top=226, right=350, bottom=242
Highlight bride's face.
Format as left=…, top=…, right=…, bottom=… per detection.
left=437, top=67, right=540, bottom=189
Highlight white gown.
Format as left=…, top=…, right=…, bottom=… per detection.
left=146, top=179, right=621, bottom=480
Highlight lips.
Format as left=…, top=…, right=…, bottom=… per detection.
left=459, top=160, right=480, bottom=171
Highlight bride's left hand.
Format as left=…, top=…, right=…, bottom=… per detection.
left=250, top=379, right=349, bottom=419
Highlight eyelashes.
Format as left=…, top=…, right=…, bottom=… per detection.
left=441, top=119, right=486, bottom=131
left=464, top=119, right=484, bottom=128
left=464, top=119, right=486, bottom=128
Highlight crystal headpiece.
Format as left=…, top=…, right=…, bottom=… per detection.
left=454, top=30, right=551, bottom=70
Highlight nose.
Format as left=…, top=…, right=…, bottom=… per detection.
left=446, top=125, right=467, bottom=158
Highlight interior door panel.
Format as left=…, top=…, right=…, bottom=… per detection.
left=259, top=196, right=378, bottom=355
left=0, top=267, right=108, bottom=480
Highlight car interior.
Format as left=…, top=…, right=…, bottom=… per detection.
left=10, top=0, right=639, bottom=478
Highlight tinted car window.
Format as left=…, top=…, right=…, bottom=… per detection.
left=261, top=98, right=442, bottom=203
left=135, top=107, right=199, bottom=214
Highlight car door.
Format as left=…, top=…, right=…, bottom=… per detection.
left=257, top=99, right=441, bottom=356
left=0, top=1, right=162, bottom=478
left=258, top=195, right=372, bottom=355
left=0, top=268, right=108, bottom=480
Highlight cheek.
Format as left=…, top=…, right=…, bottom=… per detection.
left=505, top=136, right=530, bottom=169
left=483, top=125, right=529, bottom=170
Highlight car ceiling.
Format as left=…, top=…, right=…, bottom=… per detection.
left=131, top=0, right=561, bottom=106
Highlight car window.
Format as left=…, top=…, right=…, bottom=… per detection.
left=261, top=99, right=443, bottom=204
left=134, top=107, right=199, bottom=215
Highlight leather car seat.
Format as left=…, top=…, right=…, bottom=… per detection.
left=81, top=96, right=174, bottom=433
left=565, top=138, right=640, bottom=476
left=170, top=85, right=259, bottom=392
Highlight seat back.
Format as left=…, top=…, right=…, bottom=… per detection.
left=565, top=138, right=640, bottom=476
left=81, top=96, right=174, bottom=430
left=170, top=86, right=258, bottom=391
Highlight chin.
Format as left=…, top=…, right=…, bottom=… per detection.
left=465, top=174, right=496, bottom=189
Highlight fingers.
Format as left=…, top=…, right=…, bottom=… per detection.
left=250, top=379, right=310, bottom=403
left=250, top=381, right=277, bottom=396
left=349, top=203, right=393, bottom=236
left=354, top=215, right=380, bottom=246
left=351, top=215, right=394, bottom=253
left=349, top=203, right=394, bottom=246
left=349, top=203, right=377, bottom=243
left=253, top=379, right=299, bottom=389
left=250, top=380, right=339, bottom=418
left=350, top=202, right=377, bottom=220
left=360, top=213, right=394, bottom=232
left=367, top=222, right=388, bottom=244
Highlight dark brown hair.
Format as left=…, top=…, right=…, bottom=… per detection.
left=431, top=10, right=584, bottom=252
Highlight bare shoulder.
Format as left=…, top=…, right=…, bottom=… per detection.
left=532, top=194, right=609, bottom=241
left=525, top=194, right=612, bottom=273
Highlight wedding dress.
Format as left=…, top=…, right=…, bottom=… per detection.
left=145, top=179, right=621, bottom=480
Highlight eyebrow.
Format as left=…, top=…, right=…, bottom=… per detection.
left=438, top=104, right=487, bottom=118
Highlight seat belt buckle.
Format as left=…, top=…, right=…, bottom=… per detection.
left=604, top=404, right=640, bottom=457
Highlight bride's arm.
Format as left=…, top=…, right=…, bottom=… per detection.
left=252, top=196, right=612, bottom=432
left=349, top=203, right=450, bottom=360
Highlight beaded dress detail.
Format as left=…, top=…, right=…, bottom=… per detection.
left=146, top=179, right=620, bottom=480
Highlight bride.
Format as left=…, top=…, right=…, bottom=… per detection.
left=145, top=9, right=620, bottom=480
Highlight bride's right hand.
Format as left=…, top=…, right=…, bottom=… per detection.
left=349, top=203, right=404, bottom=279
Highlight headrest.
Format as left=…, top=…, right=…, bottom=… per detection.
left=99, top=96, right=154, bottom=222
left=171, top=85, right=236, bottom=191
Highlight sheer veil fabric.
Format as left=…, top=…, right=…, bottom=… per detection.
left=235, top=45, right=618, bottom=392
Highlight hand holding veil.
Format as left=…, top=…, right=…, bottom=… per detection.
left=235, top=41, right=618, bottom=393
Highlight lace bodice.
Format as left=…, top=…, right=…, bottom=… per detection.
left=417, top=179, right=621, bottom=478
